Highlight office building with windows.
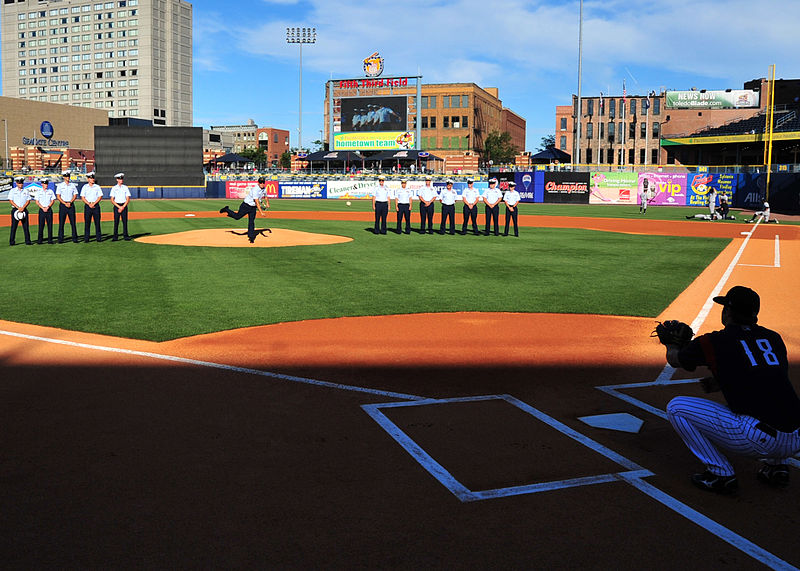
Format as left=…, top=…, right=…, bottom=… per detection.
left=1, top=0, right=192, bottom=126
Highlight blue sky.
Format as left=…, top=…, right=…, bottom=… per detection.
left=4, top=0, right=799, bottom=152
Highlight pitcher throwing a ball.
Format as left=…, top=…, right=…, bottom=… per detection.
left=220, top=177, right=270, bottom=243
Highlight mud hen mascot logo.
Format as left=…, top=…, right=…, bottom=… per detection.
left=363, top=52, right=384, bottom=77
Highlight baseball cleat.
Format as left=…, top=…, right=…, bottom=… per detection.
left=691, top=470, right=738, bottom=494
left=757, top=463, right=789, bottom=487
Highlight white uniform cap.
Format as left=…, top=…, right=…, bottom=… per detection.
left=425, top=175, right=432, bottom=180
left=467, top=178, right=474, bottom=183
left=764, top=202, right=769, bottom=208
left=378, top=175, right=385, bottom=181
left=14, top=176, right=24, bottom=183
left=400, top=179, right=408, bottom=183
left=489, top=178, right=498, bottom=184
left=446, top=179, right=454, bottom=184
left=62, top=170, right=71, bottom=177
left=114, top=172, right=125, bottom=179
left=86, top=171, right=96, bottom=178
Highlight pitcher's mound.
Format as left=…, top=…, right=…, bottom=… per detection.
left=135, top=228, right=352, bottom=248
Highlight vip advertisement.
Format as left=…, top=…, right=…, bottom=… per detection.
left=340, top=96, right=407, bottom=132
left=637, top=173, right=687, bottom=206
left=686, top=173, right=738, bottom=207
left=279, top=181, right=326, bottom=199
left=542, top=172, right=590, bottom=204
left=226, top=180, right=279, bottom=199
left=589, top=172, right=638, bottom=205
left=333, top=131, right=416, bottom=151
left=665, top=90, right=760, bottom=109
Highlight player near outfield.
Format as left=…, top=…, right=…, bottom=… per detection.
left=658, top=286, right=800, bottom=494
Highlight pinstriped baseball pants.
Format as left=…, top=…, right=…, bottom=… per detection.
left=667, top=396, right=800, bottom=476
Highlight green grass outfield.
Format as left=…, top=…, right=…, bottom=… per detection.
left=1, top=201, right=731, bottom=341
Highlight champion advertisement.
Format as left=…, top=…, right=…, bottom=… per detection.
left=638, top=173, right=686, bottom=206
left=542, top=172, right=590, bottom=204
left=589, top=172, right=638, bottom=205
left=280, top=181, right=326, bottom=199
left=686, top=173, right=738, bottom=207
left=226, top=180, right=279, bottom=199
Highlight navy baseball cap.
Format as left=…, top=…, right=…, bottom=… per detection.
left=713, top=286, right=760, bottom=322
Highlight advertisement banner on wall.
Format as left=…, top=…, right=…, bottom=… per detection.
left=542, top=172, right=590, bottom=203
left=327, top=180, right=377, bottom=199
left=686, top=173, right=738, bottom=207
left=665, top=90, right=759, bottom=109
left=339, top=96, right=408, bottom=132
left=279, top=181, right=327, bottom=199
left=514, top=172, right=539, bottom=202
left=589, top=172, right=638, bottom=204
left=638, top=173, right=687, bottom=206
left=333, top=131, right=416, bottom=151
left=225, top=180, right=279, bottom=199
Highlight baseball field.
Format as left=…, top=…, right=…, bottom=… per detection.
left=2, top=200, right=799, bottom=568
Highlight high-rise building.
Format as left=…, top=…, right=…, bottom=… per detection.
left=1, top=0, right=192, bottom=126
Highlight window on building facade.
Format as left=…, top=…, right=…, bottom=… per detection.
left=652, top=148, right=659, bottom=164
left=609, top=99, right=615, bottom=118
left=652, top=121, right=660, bottom=137
left=599, top=122, right=604, bottom=139
left=429, top=116, right=436, bottom=129
left=617, top=122, right=623, bottom=142
left=421, top=96, right=429, bottom=109
left=599, top=148, right=604, bottom=163
left=630, top=99, right=636, bottom=116
left=442, top=96, right=449, bottom=109
left=559, top=135, right=567, bottom=150
left=560, top=117, right=567, bottom=131
left=443, top=116, right=449, bottom=128
left=653, top=98, right=660, bottom=114
left=640, top=122, right=646, bottom=138
left=451, top=116, right=459, bottom=128
left=585, top=148, right=592, bottom=163
left=586, top=122, right=593, bottom=139
left=629, top=122, right=636, bottom=140
left=628, top=148, right=635, bottom=164
left=461, top=95, right=468, bottom=107
left=421, top=116, right=428, bottom=129
left=608, top=149, right=614, bottom=164
left=587, top=99, right=594, bottom=115
left=462, top=116, right=468, bottom=128
left=640, top=148, right=645, bottom=164
left=608, top=122, right=614, bottom=142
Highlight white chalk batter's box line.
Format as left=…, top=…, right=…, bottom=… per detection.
left=365, top=394, right=799, bottom=570
left=362, top=394, right=649, bottom=503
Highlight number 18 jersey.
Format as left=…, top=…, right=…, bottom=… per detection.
left=678, top=323, right=800, bottom=432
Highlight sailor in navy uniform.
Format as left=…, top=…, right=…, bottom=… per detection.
left=503, top=181, right=521, bottom=237
left=35, top=177, right=56, bottom=244
left=438, top=179, right=457, bottom=235
left=371, top=175, right=390, bottom=234
left=483, top=178, right=503, bottom=235
left=417, top=175, right=437, bottom=234
left=220, top=177, right=269, bottom=242
left=109, top=172, right=132, bottom=241
left=393, top=179, right=413, bottom=234
left=9, top=176, right=33, bottom=246
left=56, top=171, right=79, bottom=243
left=460, top=178, right=480, bottom=235
left=80, top=172, right=104, bottom=242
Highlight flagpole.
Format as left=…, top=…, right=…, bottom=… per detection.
left=597, top=93, right=601, bottom=169
left=574, top=0, right=583, bottom=169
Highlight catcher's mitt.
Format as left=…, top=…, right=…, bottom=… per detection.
left=652, top=320, right=694, bottom=347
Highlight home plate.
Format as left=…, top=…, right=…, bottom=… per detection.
left=578, top=413, right=644, bottom=433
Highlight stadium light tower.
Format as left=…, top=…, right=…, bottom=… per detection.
left=286, top=27, right=316, bottom=154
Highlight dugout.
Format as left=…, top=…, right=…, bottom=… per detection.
left=94, top=125, right=205, bottom=192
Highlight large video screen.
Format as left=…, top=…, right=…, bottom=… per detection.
left=340, top=96, right=408, bottom=132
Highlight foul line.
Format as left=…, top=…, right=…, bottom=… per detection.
left=0, top=328, right=427, bottom=402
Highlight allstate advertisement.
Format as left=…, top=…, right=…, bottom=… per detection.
left=280, top=181, right=326, bottom=199
left=638, top=173, right=686, bottom=206
left=589, top=172, right=638, bottom=204
left=226, top=180, right=279, bottom=199
left=686, top=173, right=738, bottom=207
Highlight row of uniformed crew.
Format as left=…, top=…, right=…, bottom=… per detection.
left=370, top=176, right=521, bottom=236
left=8, top=171, right=132, bottom=246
